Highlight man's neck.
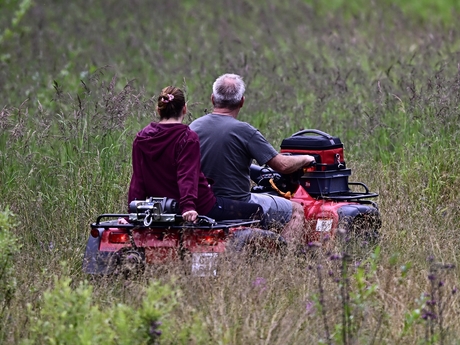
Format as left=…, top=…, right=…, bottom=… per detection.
left=211, top=107, right=239, bottom=118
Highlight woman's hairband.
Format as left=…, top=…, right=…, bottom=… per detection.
left=162, top=94, right=174, bottom=103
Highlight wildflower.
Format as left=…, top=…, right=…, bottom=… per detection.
left=329, top=254, right=341, bottom=261
left=426, top=299, right=436, bottom=306
left=421, top=309, right=437, bottom=320
left=307, top=241, right=322, bottom=248
left=253, top=277, right=267, bottom=293
left=149, top=320, right=162, bottom=337
left=253, top=276, right=266, bottom=287
left=305, top=300, right=315, bottom=315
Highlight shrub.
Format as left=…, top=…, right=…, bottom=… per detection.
left=23, top=277, right=183, bottom=345
left=0, top=208, right=20, bottom=329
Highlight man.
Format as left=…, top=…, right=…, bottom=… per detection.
left=190, top=73, right=315, bottom=245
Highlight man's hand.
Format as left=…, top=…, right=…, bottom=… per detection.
left=182, top=210, right=198, bottom=222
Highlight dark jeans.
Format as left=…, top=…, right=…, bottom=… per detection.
left=206, top=196, right=263, bottom=222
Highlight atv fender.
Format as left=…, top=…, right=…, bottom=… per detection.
left=83, top=227, right=116, bottom=275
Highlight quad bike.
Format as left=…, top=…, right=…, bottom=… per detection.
left=83, top=129, right=381, bottom=276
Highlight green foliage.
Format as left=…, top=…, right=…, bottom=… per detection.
left=326, top=247, right=382, bottom=344
left=23, top=277, right=182, bottom=345
left=0, top=0, right=33, bottom=50
left=400, top=294, right=426, bottom=340
left=305, top=0, right=460, bottom=24
left=0, top=208, right=20, bottom=325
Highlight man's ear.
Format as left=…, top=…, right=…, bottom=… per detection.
left=211, top=94, right=215, bottom=105
left=240, top=96, right=245, bottom=108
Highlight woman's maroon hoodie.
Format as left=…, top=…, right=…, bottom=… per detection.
left=128, top=122, right=216, bottom=215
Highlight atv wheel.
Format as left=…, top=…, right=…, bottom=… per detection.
left=227, top=228, right=287, bottom=257
left=113, top=248, right=146, bottom=278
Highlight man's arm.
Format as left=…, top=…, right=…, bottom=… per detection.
left=266, top=154, right=315, bottom=174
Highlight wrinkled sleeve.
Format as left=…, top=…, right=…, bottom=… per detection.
left=248, top=130, right=278, bottom=165
left=175, top=133, right=201, bottom=213
left=128, top=138, right=146, bottom=208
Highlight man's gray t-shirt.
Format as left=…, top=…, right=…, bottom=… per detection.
left=190, top=114, right=278, bottom=201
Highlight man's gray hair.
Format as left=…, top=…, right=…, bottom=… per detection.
left=212, top=73, right=245, bottom=109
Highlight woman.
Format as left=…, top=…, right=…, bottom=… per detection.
left=128, top=86, right=262, bottom=222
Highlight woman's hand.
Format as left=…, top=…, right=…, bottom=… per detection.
left=182, top=210, right=198, bottom=222
left=118, top=218, right=129, bottom=224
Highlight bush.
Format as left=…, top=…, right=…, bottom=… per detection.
left=0, top=208, right=20, bottom=328
left=23, top=277, right=183, bottom=345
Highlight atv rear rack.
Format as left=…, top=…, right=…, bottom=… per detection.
left=92, top=214, right=260, bottom=230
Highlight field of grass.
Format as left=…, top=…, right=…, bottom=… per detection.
left=1, top=0, right=460, bottom=343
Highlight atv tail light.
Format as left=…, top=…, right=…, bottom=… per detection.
left=109, top=232, right=130, bottom=244
left=197, top=235, right=219, bottom=246
left=90, top=228, right=100, bottom=238
left=304, top=166, right=316, bottom=173
left=195, top=230, right=225, bottom=246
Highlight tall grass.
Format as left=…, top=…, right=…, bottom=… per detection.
left=1, top=0, right=460, bottom=343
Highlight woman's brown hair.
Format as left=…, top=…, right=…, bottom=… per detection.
left=157, top=86, right=186, bottom=120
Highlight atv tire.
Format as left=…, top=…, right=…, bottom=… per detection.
left=227, top=228, right=287, bottom=257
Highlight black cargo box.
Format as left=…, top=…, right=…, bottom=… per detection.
left=300, top=169, right=351, bottom=195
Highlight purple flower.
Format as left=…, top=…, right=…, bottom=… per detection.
left=253, top=277, right=266, bottom=287
left=426, top=299, right=436, bottom=306
left=329, top=254, right=341, bottom=261
left=421, top=309, right=437, bottom=320
left=253, top=277, right=267, bottom=294
left=149, top=321, right=162, bottom=337
left=305, top=300, right=315, bottom=315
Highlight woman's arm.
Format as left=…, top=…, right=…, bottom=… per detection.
left=175, top=133, right=201, bottom=216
